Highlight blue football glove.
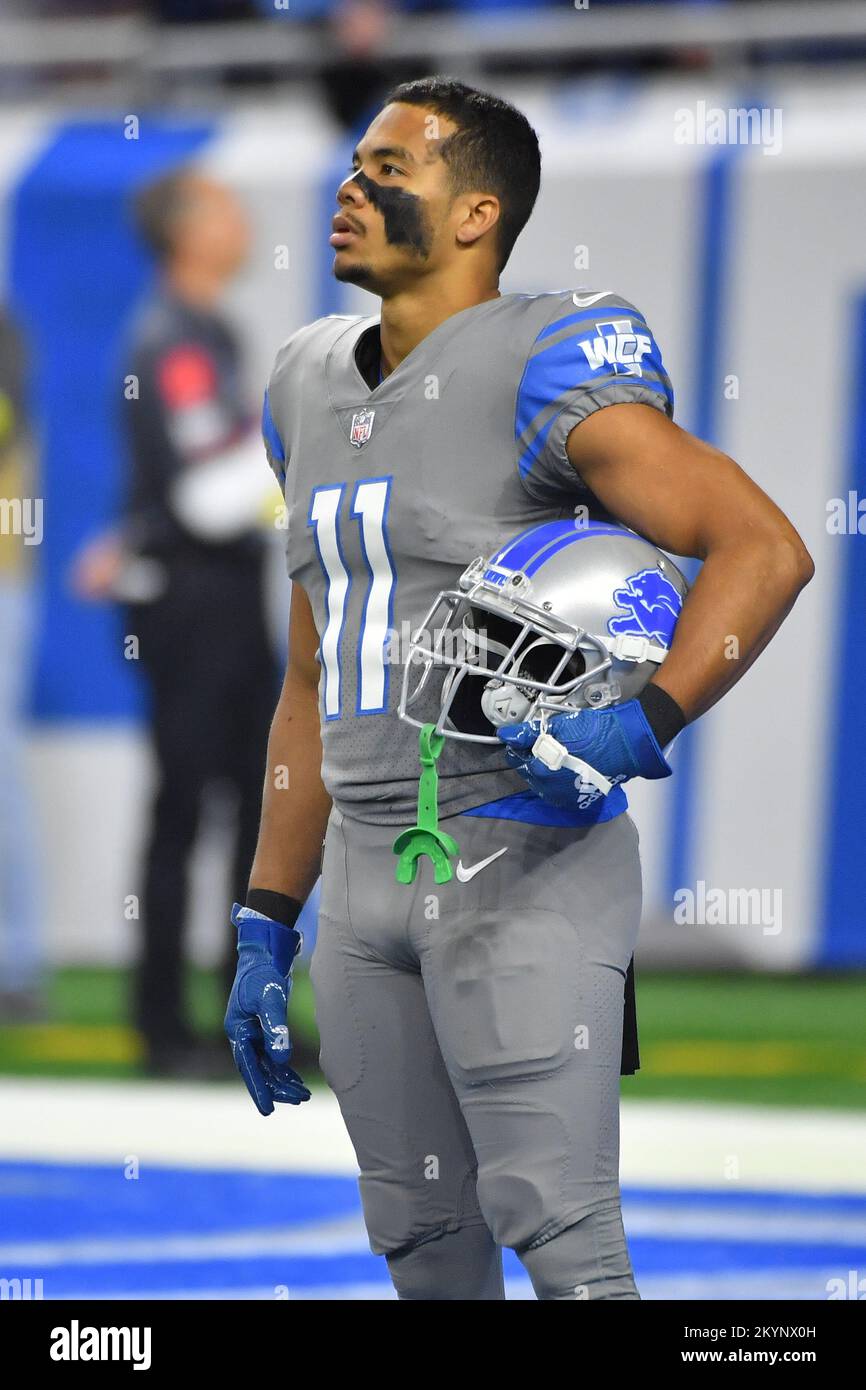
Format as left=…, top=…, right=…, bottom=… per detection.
left=497, top=699, right=673, bottom=812
left=225, top=903, right=312, bottom=1116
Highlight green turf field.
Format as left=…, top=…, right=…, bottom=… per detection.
left=1, top=967, right=864, bottom=1109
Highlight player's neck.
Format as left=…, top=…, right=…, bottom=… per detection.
left=378, top=281, right=501, bottom=376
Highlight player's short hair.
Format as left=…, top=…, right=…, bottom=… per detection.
left=131, top=168, right=194, bottom=262
left=382, top=76, right=541, bottom=273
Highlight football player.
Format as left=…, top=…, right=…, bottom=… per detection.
left=225, top=78, right=813, bottom=1299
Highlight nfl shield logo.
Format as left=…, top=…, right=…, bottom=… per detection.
left=349, top=408, right=375, bottom=448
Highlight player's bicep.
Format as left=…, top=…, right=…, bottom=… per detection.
left=566, top=402, right=802, bottom=560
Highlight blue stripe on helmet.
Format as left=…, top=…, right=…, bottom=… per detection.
left=489, top=519, right=573, bottom=571
left=522, top=522, right=631, bottom=575
left=489, top=520, right=630, bottom=578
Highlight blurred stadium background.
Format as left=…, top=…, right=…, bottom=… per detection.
left=1, top=0, right=866, bottom=1300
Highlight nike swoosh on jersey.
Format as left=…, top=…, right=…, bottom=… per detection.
left=572, top=290, right=613, bottom=308
left=455, top=847, right=509, bottom=882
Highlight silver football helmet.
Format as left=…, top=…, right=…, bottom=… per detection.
left=398, top=518, right=688, bottom=743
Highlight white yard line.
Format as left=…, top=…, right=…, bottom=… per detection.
left=637, top=1270, right=849, bottom=1302
left=0, top=1079, right=864, bottom=1193
left=0, top=1215, right=371, bottom=1267
left=621, top=1099, right=866, bottom=1193
left=0, top=1078, right=358, bottom=1174
left=3, top=1204, right=864, bottom=1271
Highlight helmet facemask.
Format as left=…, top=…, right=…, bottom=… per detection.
left=399, top=583, right=614, bottom=745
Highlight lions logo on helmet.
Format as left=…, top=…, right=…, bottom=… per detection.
left=398, top=519, right=689, bottom=743
left=609, top=567, right=684, bottom=647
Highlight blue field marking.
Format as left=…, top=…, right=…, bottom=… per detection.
left=0, top=1162, right=358, bottom=1243
left=625, top=1184, right=866, bottom=1214
left=1, top=1162, right=864, bottom=1300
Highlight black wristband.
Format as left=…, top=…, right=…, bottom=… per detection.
left=245, top=887, right=303, bottom=929
left=637, top=683, right=687, bottom=749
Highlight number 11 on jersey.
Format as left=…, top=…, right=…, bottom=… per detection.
left=308, top=478, right=395, bottom=718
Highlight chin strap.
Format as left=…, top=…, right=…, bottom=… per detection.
left=530, top=730, right=614, bottom=795
left=393, top=724, right=461, bottom=885
left=602, top=632, right=670, bottom=665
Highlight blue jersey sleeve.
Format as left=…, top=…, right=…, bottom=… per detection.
left=261, top=384, right=287, bottom=488
left=515, top=290, right=674, bottom=500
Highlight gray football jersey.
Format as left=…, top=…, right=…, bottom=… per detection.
left=262, top=289, right=673, bottom=826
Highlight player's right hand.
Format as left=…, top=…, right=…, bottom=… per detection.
left=497, top=699, right=672, bottom=809
left=224, top=903, right=311, bottom=1116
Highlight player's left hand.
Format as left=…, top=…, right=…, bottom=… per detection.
left=497, top=699, right=673, bottom=811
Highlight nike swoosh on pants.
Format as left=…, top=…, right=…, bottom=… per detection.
left=455, top=847, right=508, bottom=882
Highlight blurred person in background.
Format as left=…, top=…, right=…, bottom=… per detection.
left=72, top=170, right=281, bottom=1078
left=0, top=308, right=45, bottom=1021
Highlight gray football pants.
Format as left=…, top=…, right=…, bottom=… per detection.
left=310, top=804, right=643, bottom=1300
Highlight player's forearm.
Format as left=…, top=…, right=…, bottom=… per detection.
left=247, top=675, right=332, bottom=905
left=650, top=534, right=813, bottom=723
